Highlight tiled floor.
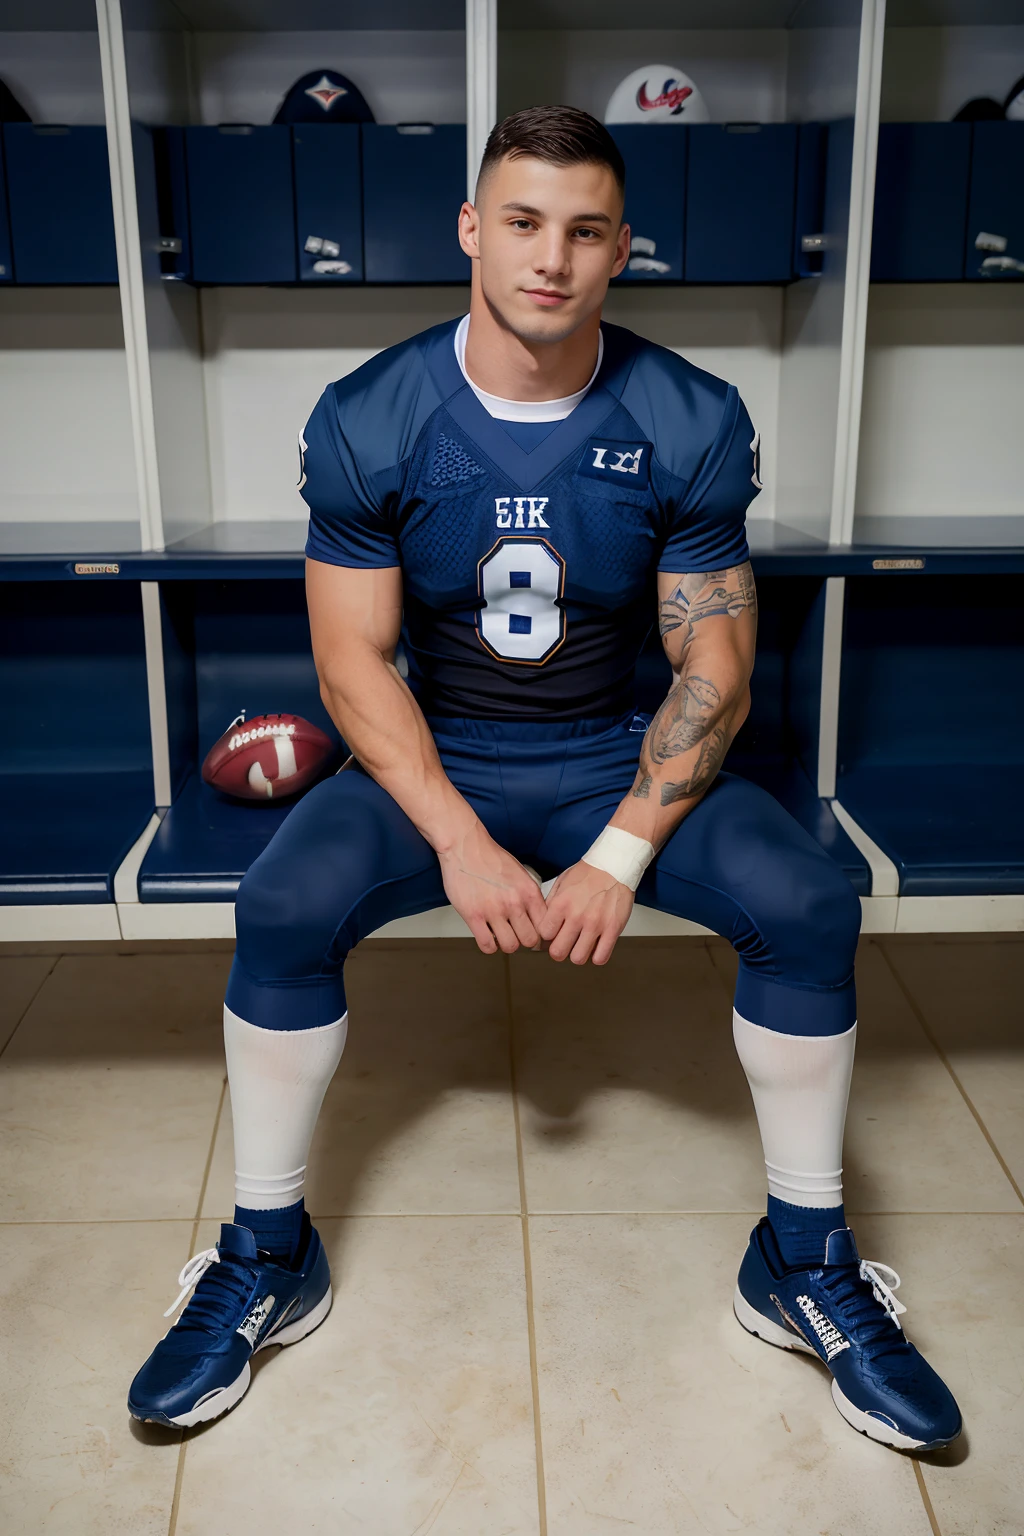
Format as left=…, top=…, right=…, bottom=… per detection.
left=1, top=934, right=1022, bottom=1535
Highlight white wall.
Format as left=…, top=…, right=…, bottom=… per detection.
left=604, top=287, right=782, bottom=522
left=199, top=289, right=467, bottom=522
left=499, top=29, right=789, bottom=123
left=856, top=285, right=1024, bottom=521
left=880, top=26, right=1024, bottom=122
left=0, top=289, right=139, bottom=523
left=192, top=31, right=466, bottom=126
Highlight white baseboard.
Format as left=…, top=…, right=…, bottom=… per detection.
left=117, top=902, right=236, bottom=941
left=0, top=904, right=123, bottom=942
left=895, top=895, right=1024, bottom=933
left=859, top=895, right=898, bottom=933
left=2, top=894, right=1020, bottom=946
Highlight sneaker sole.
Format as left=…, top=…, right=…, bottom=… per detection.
left=733, top=1286, right=959, bottom=1453
left=131, top=1284, right=333, bottom=1429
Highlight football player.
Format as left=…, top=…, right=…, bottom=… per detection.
left=129, top=106, right=960, bottom=1452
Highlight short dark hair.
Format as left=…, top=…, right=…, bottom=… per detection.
left=478, top=105, right=625, bottom=196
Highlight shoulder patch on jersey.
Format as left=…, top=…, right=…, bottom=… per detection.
left=578, top=438, right=652, bottom=488
left=431, top=431, right=485, bottom=489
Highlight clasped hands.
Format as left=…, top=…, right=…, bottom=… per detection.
left=438, top=823, right=635, bottom=967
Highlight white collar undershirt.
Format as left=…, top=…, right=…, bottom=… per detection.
left=453, top=313, right=603, bottom=423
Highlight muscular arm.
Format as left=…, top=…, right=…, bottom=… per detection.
left=306, top=558, right=546, bottom=954
left=540, top=561, right=757, bottom=964
left=623, top=562, right=756, bottom=834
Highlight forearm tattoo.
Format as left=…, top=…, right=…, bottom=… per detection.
left=629, top=563, right=754, bottom=806
left=659, top=562, right=756, bottom=655
left=660, top=725, right=728, bottom=805
left=646, top=674, right=721, bottom=764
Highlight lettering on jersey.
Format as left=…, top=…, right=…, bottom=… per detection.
left=494, top=496, right=550, bottom=530
left=578, top=438, right=652, bottom=489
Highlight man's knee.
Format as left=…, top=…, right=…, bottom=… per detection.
left=739, top=849, right=861, bottom=991
left=234, top=843, right=343, bottom=982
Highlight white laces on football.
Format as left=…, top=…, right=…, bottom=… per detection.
left=860, top=1259, right=907, bottom=1325
left=164, top=1247, right=220, bottom=1318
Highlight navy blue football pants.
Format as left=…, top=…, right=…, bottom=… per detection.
left=227, top=714, right=861, bottom=1036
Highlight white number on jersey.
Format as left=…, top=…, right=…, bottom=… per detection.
left=477, top=538, right=565, bottom=664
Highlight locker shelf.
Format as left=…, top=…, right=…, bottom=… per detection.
left=836, top=765, right=1024, bottom=896
left=0, top=773, right=154, bottom=905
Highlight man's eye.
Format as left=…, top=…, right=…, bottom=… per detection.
left=512, top=219, right=533, bottom=231
left=575, top=228, right=598, bottom=239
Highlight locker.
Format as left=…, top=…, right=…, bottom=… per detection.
left=609, top=125, right=686, bottom=283
left=362, top=125, right=469, bottom=283
left=793, top=122, right=826, bottom=278
left=871, top=123, right=970, bottom=282
left=293, top=124, right=363, bottom=282
left=3, top=123, right=117, bottom=284
left=685, top=124, right=798, bottom=284
left=185, top=125, right=296, bottom=284
left=965, top=120, right=1024, bottom=281
left=0, top=131, right=11, bottom=281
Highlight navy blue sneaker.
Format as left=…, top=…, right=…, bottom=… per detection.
left=734, top=1219, right=962, bottom=1452
left=128, top=1217, right=331, bottom=1428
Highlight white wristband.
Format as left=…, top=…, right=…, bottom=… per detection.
left=581, top=826, right=654, bottom=892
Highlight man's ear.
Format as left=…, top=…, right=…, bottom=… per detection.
left=610, top=220, right=631, bottom=280
left=458, top=201, right=481, bottom=259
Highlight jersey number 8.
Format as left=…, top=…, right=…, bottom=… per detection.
left=477, top=537, right=566, bottom=664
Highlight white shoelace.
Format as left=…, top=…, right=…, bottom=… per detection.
left=164, top=1247, right=220, bottom=1318
left=860, top=1259, right=907, bottom=1327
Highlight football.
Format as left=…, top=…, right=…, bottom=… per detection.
left=201, top=712, right=335, bottom=801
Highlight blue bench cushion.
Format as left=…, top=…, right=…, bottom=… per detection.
left=139, top=760, right=872, bottom=905
left=0, top=771, right=154, bottom=904
left=837, top=764, right=1024, bottom=896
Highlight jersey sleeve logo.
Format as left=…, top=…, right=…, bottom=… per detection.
left=750, top=428, right=763, bottom=490
left=578, top=438, right=652, bottom=488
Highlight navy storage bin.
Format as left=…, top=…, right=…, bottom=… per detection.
left=966, top=120, right=1024, bottom=281
left=3, top=123, right=117, bottom=284
left=837, top=574, right=1024, bottom=894
left=0, top=580, right=154, bottom=903
left=685, top=124, right=798, bottom=284
left=293, top=124, right=363, bottom=282
left=609, top=126, right=686, bottom=282
left=0, top=133, right=12, bottom=281
left=185, top=125, right=296, bottom=284
left=362, top=125, right=469, bottom=283
left=793, top=122, right=826, bottom=278
left=870, top=123, right=970, bottom=282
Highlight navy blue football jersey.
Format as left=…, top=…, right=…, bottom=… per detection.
left=302, top=318, right=759, bottom=720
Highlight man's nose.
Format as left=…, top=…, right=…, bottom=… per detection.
left=533, top=232, right=571, bottom=277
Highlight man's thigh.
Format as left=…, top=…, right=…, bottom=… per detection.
left=233, top=767, right=447, bottom=987
left=534, top=734, right=860, bottom=987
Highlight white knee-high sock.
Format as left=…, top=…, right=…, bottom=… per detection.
left=223, top=1006, right=348, bottom=1211
left=732, top=1010, right=856, bottom=1207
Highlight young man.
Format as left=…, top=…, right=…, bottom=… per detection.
left=129, top=107, right=960, bottom=1452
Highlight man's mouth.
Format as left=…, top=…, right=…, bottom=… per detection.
left=523, top=288, right=571, bottom=307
